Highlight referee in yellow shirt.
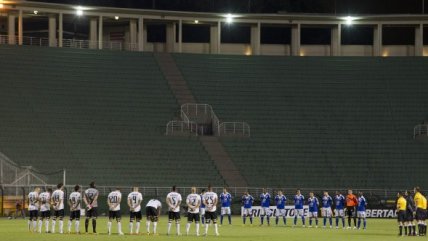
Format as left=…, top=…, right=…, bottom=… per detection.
left=397, top=192, right=407, bottom=236
left=414, top=186, right=427, bottom=236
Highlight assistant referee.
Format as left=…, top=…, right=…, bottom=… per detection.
left=397, top=192, right=407, bottom=236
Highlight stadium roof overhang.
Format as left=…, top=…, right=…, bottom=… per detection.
left=2, top=0, right=428, bottom=25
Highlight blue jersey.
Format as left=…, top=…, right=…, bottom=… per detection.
left=242, top=195, right=254, bottom=209
left=260, top=193, right=271, bottom=208
left=334, top=194, right=345, bottom=210
left=308, top=197, right=319, bottom=212
left=275, top=195, right=287, bottom=209
left=294, top=194, right=305, bottom=209
left=322, top=195, right=333, bottom=208
left=357, top=196, right=367, bottom=212
left=220, top=192, right=232, bottom=207
left=200, top=194, right=205, bottom=208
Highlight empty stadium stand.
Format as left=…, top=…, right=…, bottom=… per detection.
left=173, top=54, right=428, bottom=189
left=0, top=45, right=224, bottom=186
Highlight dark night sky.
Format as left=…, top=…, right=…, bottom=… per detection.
left=25, top=1, right=428, bottom=44
left=33, top=0, right=428, bottom=14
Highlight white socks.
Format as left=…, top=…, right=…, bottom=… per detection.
left=51, top=220, right=56, bottom=233
left=186, top=223, right=200, bottom=235
left=196, top=223, right=200, bottom=235
left=153, top=222, right=157, bottom=234
left=45, top=220, right=49, bottom=233
left=214, top=223, right=219, bottom=235
left=176, top=222, right=181, bottom=235
left=186, top=223, right=191, bottom=235
left=38, top=220, right=43, bottom=233
left=167, top=222, right=172, bottom=235
left=59, top=220, right=63, bottom=234
left=107, top=221, right=112, bottom=234
left=146, top=221, right=151, bottom=233
left=205, top=222, right=209, bottom=234
left=75, top=221, right=80, bottom=233
left=68, top=221, right=72, bottom=233
left=135, top=222, right=140, bottom=234
left=129, top=222, right=133, bottom=234
left=32, top=221, right=37, bottom=232
left=118, top=222, right=123, bottom=234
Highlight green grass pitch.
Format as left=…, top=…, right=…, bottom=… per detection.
left=0, top=217, right=403, bottom=241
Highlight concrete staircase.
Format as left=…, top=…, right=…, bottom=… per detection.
left=155, top=53, right=248, bottom=187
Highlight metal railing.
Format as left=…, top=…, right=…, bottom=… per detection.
left=414, top=124, right=428, bottom=139
left=0, top=35, right=138, bottom=52
left=219, top=122, right=251, bottom=137
left=165, top=120, right=198, bottom=136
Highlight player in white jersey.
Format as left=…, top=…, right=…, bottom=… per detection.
left=202, top=184, right=219, bottom=236
left=51, top=183, right=65, bottom=234
left=186, top=187, right=201, bottom=236
left=68, top=185, right=81, bottom=234
left=107, top=188, right=123, bottom=235
left=145, top=199, right=162, bottom=235
left=127, top=187, right=143, bottom=235
left=28, top=187, right=41, bottom=233
left=83, top=181, right=99, bottom=234
left=38, top=187, right=52, bottom=233
left=166, top=185, right=182, bottom=236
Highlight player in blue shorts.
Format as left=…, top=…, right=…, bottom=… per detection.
left=260, top=189, right=272, bottom=226
left=220, top=188, right=232, bottom=225
left=334, top=191, right=346, bottom=229
left=307, top=192, right=319, bottom=228
left=242, top=192, right=254, bottom=225
left=293, top=189, right=305, bottom=227
left=357, top=192, right=367, bottom=230
left=275, top=191, right=287, bottom=225
left=321, top=191, right=333, bottom=228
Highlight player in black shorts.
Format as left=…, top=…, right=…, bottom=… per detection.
left=397, top=192, right=407, bottom=236
left=83, top=181, right=99, bottom=234
left=405, top=190, right=416, bottom=236
left=145, top=199, right=162, bottom=235
left=202, top=184, right=219, bottom=236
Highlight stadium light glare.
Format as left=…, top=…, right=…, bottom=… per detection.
left=33, top=10, right=38, bottom=15
left=76, top=6, right=83, bottom=16
left=226, top=13, right=234, bottom=24
left=194, top=19, right=199, bottom=24
left=0, top=3, right=3, bottom=8
left=115, top=16, right=119, bottom=20
left=343, top=16, right=357, bottom=26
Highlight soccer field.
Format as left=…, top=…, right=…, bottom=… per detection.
left=0, top=217, right=401, bottom=241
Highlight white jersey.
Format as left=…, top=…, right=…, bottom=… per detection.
left=166, top=192, right=182, bottom=212
left=51, top=190, right=64, bottom=210
left=203, top=192, right=218, bottom=212
left=186, top=193, right=201, bottom=214
left=84, top=188, right=99, bottom=207
left=146, top=199, right=162, bottom=209
left=128, top=191, right=143, bottom=212
left=28, top=192, right=39, bottom=211
left=39, top=192, right=51, bottom=212
left=69, top=192, right=81, bottom=211
left=108, top=191, right=122, bottom=211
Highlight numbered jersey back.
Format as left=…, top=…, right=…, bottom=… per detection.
left=52, top=190, right=64, bottom=210
left=84, top=188, right=99, bottom=207
left=108, top=191, right=122, bottom=211
left=166, top=192, right=182, bottom=212
left=28, top=192, right=39, bottom=211
left=69, top=192, right=81, bottom=210
left=203, top=192, right=218, bottom=212
left=128, top=192, right=143, bottom=212
left=186, top=193, right=201, bottom=213
left=39, top=192, right=51, bottom=211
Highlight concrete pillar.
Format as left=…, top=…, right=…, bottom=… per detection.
left=210, top=21, right=221, bottom=54
left=129, top=19, right=137, bottom=50
left=373, top=24, right=382, bottom=56
left=48, top=15, right=57, bottom=47
left=89, top=18, right=97, bottom=49
left=18, top=10, right=23, bottom=45
left=331, top=24, right=341, bottom=56
left=291, top=24, right=301, bottom=56
left=166, top=22, right=175, bottom=53
left=178, top=19, right=183, bottom=53
left=251, top=22, right=261, bottom=55
left=415, top=24, right=424, bottom=56
left=98, top=16, right=103, bottom=49
left=138, top=17, right=144, bottom=52
left=8, top=14, right=15, bottom=45
left=58, top=13, right=63, bottom=47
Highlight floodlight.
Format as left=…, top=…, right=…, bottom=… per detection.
left=344, top=16, right=356, bottom=26
left=33, top=10, right=38, bottom=15
left=226, top=13, right=233, bottom=24
left=115, top=16, right=119, bottom=20
left=194, top=19, right=199, bottom=24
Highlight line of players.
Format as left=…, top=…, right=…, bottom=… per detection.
left=241, top=189, right=367, bottom=229
left=26, top=182, right=222, bottom=236
left=396, top=187, right=428, bottom=236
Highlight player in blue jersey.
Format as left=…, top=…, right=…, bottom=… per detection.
left=219, top=188, right=232, bottom=225
left=334, top=191, right=346, bottom=229
left=241, top=192, right=254, bottom=225
left=307, top=192, right=319, bottom=228
left=200, top=189, right=206, bottom=226
left=321, top=191, right=333, bottom=228
left=293, top=189, right=305, bottom=227
left=260, top=189, right=272, bottom=226
left=275, top=191, right=287, bottom=225
left=357, top=192, right=367, bottom=230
